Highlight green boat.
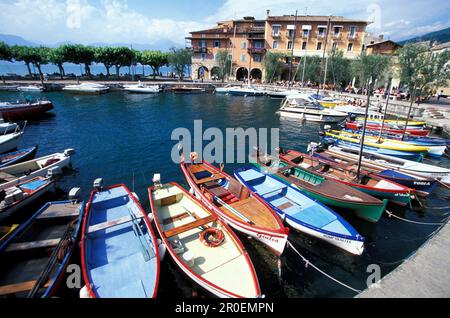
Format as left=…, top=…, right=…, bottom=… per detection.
left=253, top=157, right=388, bottom=223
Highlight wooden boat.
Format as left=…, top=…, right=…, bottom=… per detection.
left=356, top=118, right=426, bottom=127
left=0, top=197, right=84, bottom=298
left=180, top=158, right=288, bottom=255
left=0, top=131, right=23, bottom=154
left=81, top=183, right=160, bottom=298
left=252, top=153, right=387, bottom=223
left=326, top=145, right=450, bottom=187
left=172, top=86, right=204, bottom=94
left=325, top=138, right=424, bottom=162
left=325, top=130, right=430, bottom=154
left=234, top=167, right=365, bottom=255
left=0, top=224, right=18, bottom=243
left=278, top=149, right=414, bottom=206
left=0, top=176, right=54, bottom=222
left=0, top=149, right=74, bottom=190
left=0, top=100, right=53, bottom=121
left=0, top=145, right=38, bottom=168
left=280, top=94, right=348, bottom=123
left=149, top=182, right=261, bottom=298
left=345, top=122, right=429, bottom=137
left=333, top=130, right=446, bottom=158
left=312, top=150, right=438, bottom=196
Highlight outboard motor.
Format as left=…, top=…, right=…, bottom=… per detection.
left=68, top=187, right=81, bottom=201
left=152, top=173, right=162, bottom=189
left=93, top=178, right=103, bottom=191
left=47, top=166, right=62, bottom=178
left=64, top=148, right=76, bottom=157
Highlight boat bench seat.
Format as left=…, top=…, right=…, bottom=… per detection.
left=4, top=238, right=60, bottom=253
left=88, top=215, right=143, bottom=234
left=164, top=215, right=216, bottom=238
left=0, top=171, right=16, bottom=182
left=0, top=279, right=51, bottom=296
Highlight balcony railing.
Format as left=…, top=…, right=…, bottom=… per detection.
left=192, top=47, right=208, bottom=53
left=347, top=33, right=358, bottom=40
left=272, top=32, right=281, bottom=37
left=316, top=32, right=325, bottom=39
left=248, top=47, right=266, bottom=54
left=332, top=33, right=342, bottom=39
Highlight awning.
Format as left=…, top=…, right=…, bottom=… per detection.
left=287, top=25, right=296, bottom=30
left=302, top=25, right=312, bottom=30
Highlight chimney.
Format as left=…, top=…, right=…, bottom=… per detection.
left=266, top=9, right=270, bottom=18
left=378, top=34, right=384, bottom=41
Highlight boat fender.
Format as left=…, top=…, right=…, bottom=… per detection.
left=199, top=228, right=225, bottom=248
left=182, top=251, right=195, bottom=267
left=147, top=212, right=154, bottom=222
left=79, top=285, right=92, bottom=298
left=157, top=239, right=166, bottom=261
left=132, top=192, right=140, bottom=202
left=57, top=238, right=71, bottom=263
left=189, top=187, right=195, bottom=195
left=189, top=152, right=199, bottom=163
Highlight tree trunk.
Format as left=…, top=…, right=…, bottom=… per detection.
left=105, top=65, right=110, bottom=77
left=116, top=65, right=120, bottom=78
left=58, top=64, right=64, bottom=79
left=25, top=62, right=32, bottom=77
left=85, top=63, right=91, bottom=78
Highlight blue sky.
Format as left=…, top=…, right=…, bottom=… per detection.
left=0, top=0, right=449, bottom=45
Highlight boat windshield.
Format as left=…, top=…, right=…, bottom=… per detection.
left=286, top=98, right=323, bottom=110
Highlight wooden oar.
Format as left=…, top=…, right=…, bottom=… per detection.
left=213, top=196, right=254, bottom=225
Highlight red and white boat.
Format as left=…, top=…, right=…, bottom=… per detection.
left=345, top=122, right=429, bottom=137
left=180, top=157, right=288, bottom=256
left=149, top=182, right=261, bottom=298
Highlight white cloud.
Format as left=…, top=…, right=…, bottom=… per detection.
left=0, top=0, right=448, bottom=45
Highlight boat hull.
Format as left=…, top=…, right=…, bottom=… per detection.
left=280, top=109, right=347, bottom=123
left=0, top=101, right=53, bottom=121
left=0, top=146, right=38, bottom=168
left=0, top=133, right=22, bottom=154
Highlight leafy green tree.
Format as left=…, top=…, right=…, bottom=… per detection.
left=11, top=45, right=35, bottom=76
left=140, top=50, right=168, bottom=78
left=168, top=47, right=192, bottom=80
left=214, top=49, right=232, bottom=82
left=352, top=52, right=391, bottom=88
left=48, top=46, right=67, bottom=79
left=32, top=47, right=50, bottom=77
left=0, top=42, right=12, bottom=61
left=110, top=46, right=136, bottom=78
left=326, top=49, right=351, bottom=88
left=263, top=52, right=288, bottom=83
left=94, top=46, right=115, bottom=77
left=296, top=55, right=322, bottom=84
left=58, top=44, right=95, bottom=77
left=398, top=43, right=450, bottom=101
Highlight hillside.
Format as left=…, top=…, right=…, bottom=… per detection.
left=399, top=27, right=450, bottom=45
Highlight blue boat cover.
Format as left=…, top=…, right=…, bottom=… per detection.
left=377, top=169, right=414, bottom=179
left=20, top=179, right=48, bottom=191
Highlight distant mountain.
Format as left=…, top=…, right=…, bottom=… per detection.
left=399, top=27, right=450, bottom=45
left=0, top=34, right=40, bottom=46
left=0, top=34, right=182, bottom=51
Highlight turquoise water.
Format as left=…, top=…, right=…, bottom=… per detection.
left=1, top=90, right=449, bottom=298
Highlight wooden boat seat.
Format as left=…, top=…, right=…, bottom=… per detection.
left=87, top=215, right=142, bottom=234
left=277, top=202, right=294, bottom=210
left=162, top=212, right=190, bottom=225
left=4, top=238, right=60, bottom=253
left=37, top=209, right=79, bottom=220
left=196, top=175, right=224, bottom=185
left=0, top=279, right=51, bottom=296
left=164, top=215, right=216, bottom=238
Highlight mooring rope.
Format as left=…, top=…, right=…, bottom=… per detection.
left=385, top=210, right=446, bottom=225
left=287, top=240, right=362, bottom=293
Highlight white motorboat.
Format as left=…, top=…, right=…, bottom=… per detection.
left=123, top=81, right=160, bottom=94
left=214, top=84, right=241, bottom=94
left=0, top=131, right=23, bottom=154
left=0, top=149, right=75, bottom=190
left=0, top=119, right=19, bottom=134
left=17, top=85, right=44, bottom=92
left=279, top=94, right=348, bottom=123
left=227, top=85, right=265, bottom=96
left=266, top=89, right=301, bottom=98
left=62, top=83, right=109, bottom=94
left=335, top=105, right=384, bottom=120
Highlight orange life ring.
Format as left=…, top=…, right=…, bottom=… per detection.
left=190, top=152, right=199, bottom=162
left=199, top=228, right=225, bottom=247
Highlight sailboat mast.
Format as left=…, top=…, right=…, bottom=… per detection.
left=378, top=77, right=392, bottom=140
left=317, top=16, right=331, bottom=97
left=356, top=77, right=373, bottom=179
left=288, top=10, right=298, bottom=88
left=402, top=83, right=417, bottom=141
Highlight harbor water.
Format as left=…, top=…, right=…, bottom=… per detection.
left=0, top=90, right=449, bottom=298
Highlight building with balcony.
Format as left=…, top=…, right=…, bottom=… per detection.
left=186, top=12, right=370, bottom=81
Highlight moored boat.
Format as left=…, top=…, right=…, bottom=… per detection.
left=280, top=94, right=348, bottom=123
left=123, top=81, right=160, bottom=94
left=0, top=131, right=23, bottom=154
left=252, top=152, right=387, bottom=223
left=81, top=182, right=160, bottom=298
left=227, top=86, right=265, bottom=96
left=180, top=155, right=288, bottom=255
left=17, top=85, right=44, bottom=92
left=0, top=149, right=75, bottom=190
left=325, top=144, right=450, bottom=186
left=355, top=118, right=426, bottom=127
left=0, top=145, right=38, bottom=168
left=0, top=193, right=84, bottom=298
left=149, top=181, right=261, bottom=298
left=172, top=86, right=204, bottom=94
left=0, top=176, right=55, bottom=223
left=234, top=166, right=365, bottom=255
left=345, top=121, right=429, bottom=137
left=279, top=149, right=414, bottom=206
left=0, top=224, right=18, bottom=243
left=62, top=83, right=109, bottom=94
left=0, top=100, right=53, bottom=121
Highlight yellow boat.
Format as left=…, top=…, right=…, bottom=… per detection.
left=326, top=130, right=430, bottom=153
left=355, top=118, right=426, bottom=126
left=319, top=100, right=338, bottom=108
left=0, top=224, right=18, bottom=243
